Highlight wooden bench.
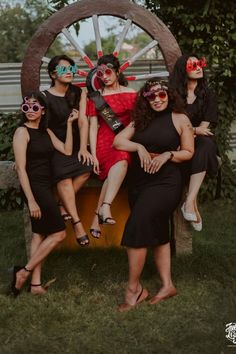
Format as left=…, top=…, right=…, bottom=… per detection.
left=0, top=160, right=192, bottom=257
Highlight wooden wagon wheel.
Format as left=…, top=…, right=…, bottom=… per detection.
left=21, top=0, right=181, bottom=96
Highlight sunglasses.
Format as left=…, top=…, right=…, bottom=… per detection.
left=143, top=89, right=167, bottom=101
left=21, top=103, right=44, bottom=113
left=96, top=64, right=114, bottom=78
left=55, top=64, right=78, bottom=76
left=186, top=57, right=207, bottom=72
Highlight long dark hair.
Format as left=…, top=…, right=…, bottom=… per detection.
left=169, top=53, right=209, bottom=114
left=97, top=54, right=128, bottom=88
left=20, top=91, right=48, bottom=131
left=47, top=54, right=82, bottom=109
left=132, top=78, right=186, bottom=131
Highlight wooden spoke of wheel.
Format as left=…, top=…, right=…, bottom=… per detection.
left=21, top=0, right=181, bottom=96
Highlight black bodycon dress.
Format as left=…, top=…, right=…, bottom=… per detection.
left=121, top=109, right=182, bottom=248
left=186, top=89, right=219, bottom=177
left=44, top=91, right=93, bottom=183
left=23, top=126, right=65, bottom=235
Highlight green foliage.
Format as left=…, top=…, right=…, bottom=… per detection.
left=47, top=0, right=80, bottom=35
left=144, top=0, right=236, bottom=199
left=47, top=0, right=72, bottom=10
left=0, top=112, right=23, bottom=210
left=84, top=35, right=118, bottom=60
left=0, top=112, right=21, bottom=161
left=0, top=0, right=64, bottom=62
left=84, top=32, right=152, bottom=60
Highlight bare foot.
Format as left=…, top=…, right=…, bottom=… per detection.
left=15, top=268, right=30, bottom=290
left=149, top=285, right=177, bottom=305
left=30, top=285, right=47, bottom=295
left=118, top=285, right=149, bottom=312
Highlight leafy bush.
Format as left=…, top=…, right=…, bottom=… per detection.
left=0, top=112, right=23, bottom=210
left=144, top=0, right=236, bottom=199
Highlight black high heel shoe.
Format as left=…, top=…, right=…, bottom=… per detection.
left=98, top=202, right=116, bottom=225
left=90, top=212, right=102, bottom=239
left=11, top=265, right=32, bottom=297
left=72, top=220, right=90, bottom=247
left=58, top=202, right=72, bottom=222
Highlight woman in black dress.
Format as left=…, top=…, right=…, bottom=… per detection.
left=114, top=79, right=194, bottom=311
left=169, top=54, right=219, bottom=231
left=45, top=55, right=93, bottom=246
left=12, top=92, right=77, bottom=296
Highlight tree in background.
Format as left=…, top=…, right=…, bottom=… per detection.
left=0, top=0, right=64, bottom=62
left=47, top=0, right=81, bottom=34
left=84, top=32, right=153, bottom=60
left=144, top=0, right=236, bottom=199
left=84, top=35, right=117, bottom=60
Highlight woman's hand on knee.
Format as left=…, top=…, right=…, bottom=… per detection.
left=196, top=126, right=213, bottom=136
left=78, top=149, right=94, bottom=165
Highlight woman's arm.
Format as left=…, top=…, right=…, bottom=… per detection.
left=78, top=90, right=93, bottom=164
left=89, top=115, right=100, bottom=174
left=172, top=113, right=194, bottom=162
left=194, top=121, right=213, bottom=136
left=194, top=90, right=217, bottom=136
left=113, top=122, right=138, bottom=151
left=13, top=127, right=41, bottom=219
left=113, top=123, right=152, bottom=171
left=47, top=111, right=77, bottom=155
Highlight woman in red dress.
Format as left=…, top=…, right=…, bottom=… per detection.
left=87, top=54, right=136, bottom=238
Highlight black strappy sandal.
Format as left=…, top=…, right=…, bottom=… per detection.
left=98, top=202, right=116, bottom=225
left=58, top=202, right=72, bottom=222
left=28, top=283, right=47, bottom=295
left=72, top=220, right=90, bottom=247
left=90, top=212, right=102, bottom=239
left=11, top=265, right=32, bottom=297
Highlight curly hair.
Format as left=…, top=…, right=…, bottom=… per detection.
left=132, top=78, right=186, bottom=131
left=20, top=91, right=48, bottom=131
left=97, top=54, right=128, bottom=88
left=169, top=53, right=209, bottom=116
left=47, top=54, right=82, bottom=110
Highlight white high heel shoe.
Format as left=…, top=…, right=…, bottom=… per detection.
left=181, top=203, right=197, bottom=222
left=191, top=220, right=202, bottom=232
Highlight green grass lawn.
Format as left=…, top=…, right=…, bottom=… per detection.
left=0, top=199, right=235, bottom=354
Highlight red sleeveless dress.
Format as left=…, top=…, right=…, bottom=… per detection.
left=87, top=91, right=137, bottom=180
